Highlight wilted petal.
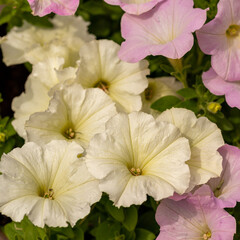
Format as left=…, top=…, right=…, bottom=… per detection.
left=207, top=144, right=240, bottom=208
left=27, top=0, right=79, bottom=17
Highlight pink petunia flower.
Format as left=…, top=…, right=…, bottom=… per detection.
left=202, top=68, right=240, bottom=109
left=206, top=144, right=240, bottom=208
left=156, top=190, right=236, bottom=240
left=197, top=0, right=240, bottom=81
left=118, top=0, right=207, bottom=63
left=103, top=0, right=164, bottom=15
left=27, top=0, right=79, bottom=17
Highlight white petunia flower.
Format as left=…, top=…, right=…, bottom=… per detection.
left=12, top=57, right=76, bottom=140
left=85, top=112, right=191, bottom=207
left=0, top=140, right=101, bottom=228
left=25, top=83, right=117, bottom=148
left=1, top=15, right=95, bottom=66
left=74, top=39, right=149, bottom=112
left=141, top=77, right=182, bottom=114
left=156, top=108, right=224, bottom=191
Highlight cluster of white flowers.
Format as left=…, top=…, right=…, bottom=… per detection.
left=0, top=15, right=224, bottom=228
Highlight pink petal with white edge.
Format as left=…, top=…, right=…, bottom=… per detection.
left=104, top=0, right=164, bottom=15
left=156, top=194, right=236, bottom=240
left=119, top=0, right=206, bottom=63
left=27, top=0, right=79, bottom=17
left=202, top=68, right=240, bottom=109
left=207, top=144, right=240, bottom=208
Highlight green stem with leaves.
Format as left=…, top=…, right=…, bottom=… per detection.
left=167, top=58, right=188, bottom=88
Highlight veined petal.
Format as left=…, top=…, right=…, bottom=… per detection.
left=119, top=0, right=207, bottom=62
left=157, top=108, right=224, bottom=191
left=86, top=112, right=191, bottom=207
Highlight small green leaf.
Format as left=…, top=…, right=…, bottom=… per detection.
left=73, top=228, right=84, bottom=240
left=23, top=12, right=53, bottom=28
left=175, top=99, right=199, bottom=113
left=217, top=118, right=234, bottom=131
left=177, top=88, right=198, bottom=99
left=96, top=221, right=121, bottom=240
left=123, top=206, right=138, bottom=232
left=135, top=228, right=155, bottom=240
left=151, top=96, right=181, bottom=112
left=159, top=64, right=174, bottom=74
left=3, top=216, right=47, bottom=240
left=105, top=200, right=125, bottom=222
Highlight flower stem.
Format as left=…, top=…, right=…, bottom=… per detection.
left=168, top=58, right=188, bottom=88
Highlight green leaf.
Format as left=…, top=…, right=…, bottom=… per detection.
left=96, top=221, right=121, bottom=240
left=22, top=13, right=53, bottom=28
left=135, top=228, right=155, bottom=240
left=177, top=88, right=198, bottom=99
left=105, top=200, right=125, bottom=222
left=151, top=96, right=181, bottom=112
left=159, top=64, right=174, bottom=74
left=138, top=211, right=159, bottom=235
left=175, top=99, right=199, bottom=113
left=73, top=228, right=84, bottom=240
left=123, top=206, right=138, bottom=232
left=0, top=5, right=15, bottom=25
left=217, top=118, right=234, bottom=131
left=3, top=216, right=47, bottom=240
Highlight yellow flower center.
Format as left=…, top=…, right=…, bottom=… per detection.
left=226, top=25, right=240, bottom=37
left=129, top=167, right=142, bottom=176
left=43, top=189, right=54, bottom=200
left=203, top=231, right=211, bottom=240
left=94, top=81, right=109, bottom=94
left=63, top=128, right=75, bottom=139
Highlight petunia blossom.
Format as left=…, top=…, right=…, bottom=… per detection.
left=85, top=112, right=191, bottom=207
left=156, top=108, right=224, bottom=191
left=156, top=192, right=236, bottom=240
left=1, top=15, right=94, bottom=66
left=118, top=0, right=207, bottom=63
left=25, top=83, right=117, bottom=148
left=207, top=144, right=240, bottom=208
left=74, top=39, right=149, bottom=112
left=12, top=57, right=76, bottom=140
left=103, top=0, right=164, bottom=15
left=0, top=140, right=101, bottom=228
left=27, top=0, right=79, bottom=17
left=141, top=77, right=182, bottom=114
left=202, top=67, right=240, bottom=110
left=196, top=0, right=240, bottom=81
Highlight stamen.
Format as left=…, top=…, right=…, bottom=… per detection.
left=43, top=188, right=54, bottom=200
left=226, top=25, right=240, bottom=37
left=64, top=128, right=75, bottom=139
left=129, top=167, right=142, bottom=176
left=145, top=86, right=153, bottom=101
left=94, top=81, right=109, bottom=94
left=203, top=231, right=211, bottom=240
